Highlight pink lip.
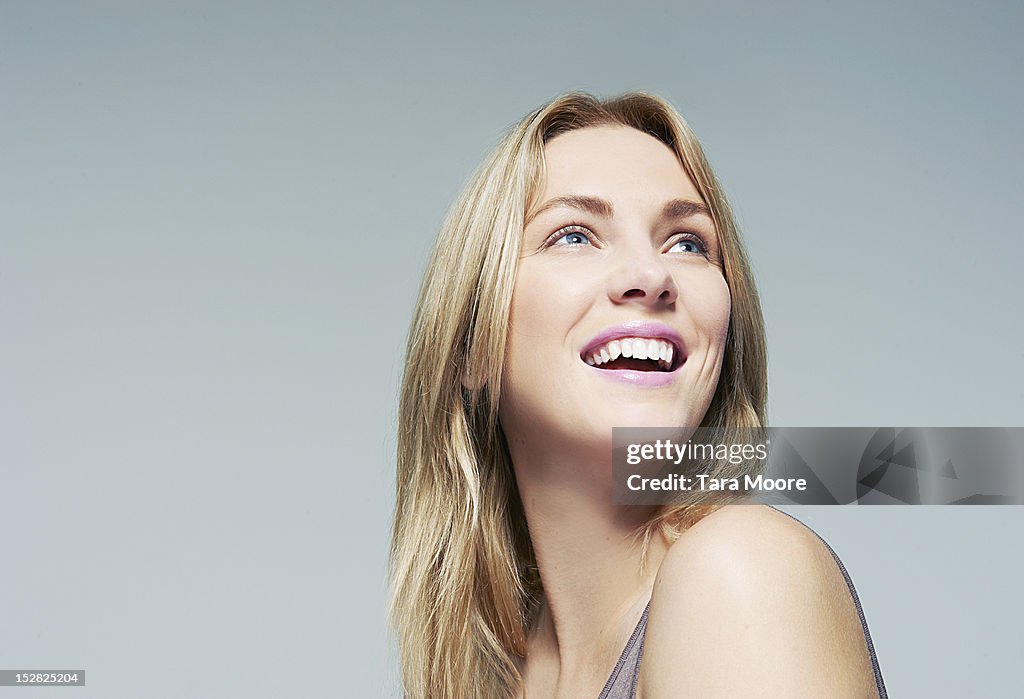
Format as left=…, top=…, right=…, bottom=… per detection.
left=585, top=364, right=683, bottom=386
left=579, top=321, right=687, bottom=387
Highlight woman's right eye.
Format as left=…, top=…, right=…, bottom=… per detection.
left=549, top=226, right=594, bottom=247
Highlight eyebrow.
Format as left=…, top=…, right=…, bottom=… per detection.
left=661, top=198, right=711, bottom=220
left=525, top=195, right=711, bottom=225
left=526, top=195, right=612, bottom=224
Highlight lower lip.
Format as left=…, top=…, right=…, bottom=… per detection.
left=583, top=361, right=684, bottom=387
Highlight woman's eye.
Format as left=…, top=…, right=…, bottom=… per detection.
left=669, top=236, right=706, bottom=255
left=550, top=227, right=593, bottom=247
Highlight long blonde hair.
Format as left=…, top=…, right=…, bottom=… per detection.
left=391, top=92, right=767, bottom=698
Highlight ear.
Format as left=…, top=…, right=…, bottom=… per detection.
left=461, top=366, right=485, bottom=391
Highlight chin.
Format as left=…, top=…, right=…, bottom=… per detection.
left=589, top=405, right=699, bottom=433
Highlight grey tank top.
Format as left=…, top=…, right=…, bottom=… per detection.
left=596, top=511, right=888, bottom=699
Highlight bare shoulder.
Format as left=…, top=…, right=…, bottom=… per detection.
left=639, top=505, right=880, bottom=698
left=658, top=504, right=836, bottom=580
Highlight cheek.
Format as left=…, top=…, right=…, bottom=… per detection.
left=503, top=266, right=567, bottom=385
left=505, top=261, right=590, bottom=351
left=688, top=271, right=732, bottom=348
left=499, top=270, right=569, bottom=431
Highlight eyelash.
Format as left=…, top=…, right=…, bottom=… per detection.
left=544, top=224, right=711, bottom=256
left=667, top=233, right=710, bottom=255
left=544, top=224, right=595, bottom=247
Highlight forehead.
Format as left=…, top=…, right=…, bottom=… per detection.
left=539, top=125, right=703, bottom=204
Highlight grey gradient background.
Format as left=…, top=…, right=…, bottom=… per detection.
left=2, top=1, right=1022, bottom=697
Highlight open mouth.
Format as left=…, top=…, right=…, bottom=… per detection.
left=580, top=337, right=684, bottom=373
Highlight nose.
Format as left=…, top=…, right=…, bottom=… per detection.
left=607, top=246, right=678, bottom=307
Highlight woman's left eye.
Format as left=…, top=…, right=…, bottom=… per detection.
left=669, top=235, right=707, bottom=255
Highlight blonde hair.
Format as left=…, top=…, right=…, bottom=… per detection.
left=390, top=92, right=768, bottom=698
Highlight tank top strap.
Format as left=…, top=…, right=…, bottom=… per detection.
left=767, top=506, right=889, bottom=698
left=597, top=601, right=650, bottom=699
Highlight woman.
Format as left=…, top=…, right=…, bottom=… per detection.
left=391, top=92, right=887, bottom=698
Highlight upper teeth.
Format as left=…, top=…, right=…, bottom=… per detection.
left=585, top=337, right=675, bottom=368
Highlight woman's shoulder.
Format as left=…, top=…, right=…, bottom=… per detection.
left=658, top=504, right=834, bottom=577
left=639, top=504, right=881, bottom=698
left=650, top=505, right=845, bottom=629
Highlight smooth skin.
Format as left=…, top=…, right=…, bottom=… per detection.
left=640, top=505, right=879, bottom=698
left=503, top=126, right=878, bottom=697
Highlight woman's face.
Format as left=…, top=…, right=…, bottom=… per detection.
left=498, top=125, right=731, bottom=458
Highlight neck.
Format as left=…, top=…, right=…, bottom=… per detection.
left=511, top=438, right=668, bottom=671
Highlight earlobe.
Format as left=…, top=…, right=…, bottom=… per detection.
left=461, top=347, right=493, bottom=391
left=461, top=368, right=485, bottom=391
